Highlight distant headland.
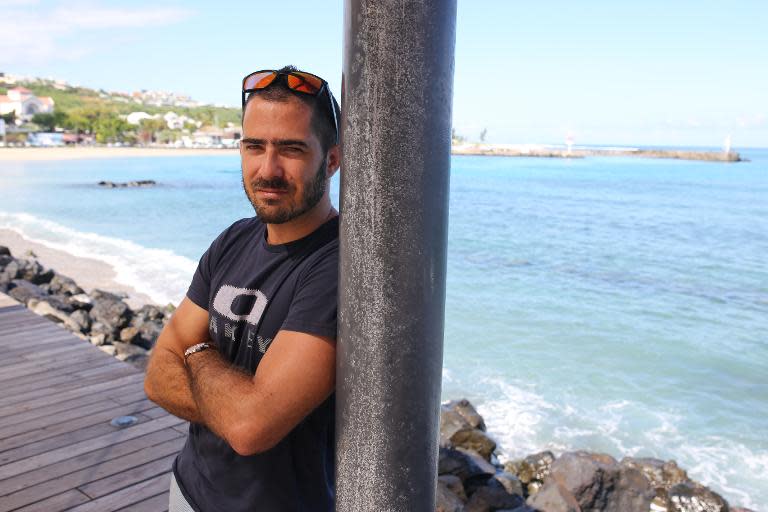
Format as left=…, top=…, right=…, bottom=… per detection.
left=451, top=143, right=743, bottom=162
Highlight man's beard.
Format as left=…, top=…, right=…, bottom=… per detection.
left=242, top=158, right=327, bottom=225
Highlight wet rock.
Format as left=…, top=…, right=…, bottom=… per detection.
left=465, top=484, right=525, bottom=512
left=7, top=280, right=46, bottom=304
left=527, top=481, right=580, bottom=512
left=49, top=273, right=84, bottom=296
left=437, top=479, right=466, bottom=512
left=494, top=471, right=524, bottom=497
left=667, top=482, right=729, bottom=512
left=443, top=399, right=487, bottom=431
left=439, top=475, right=468, bottom=502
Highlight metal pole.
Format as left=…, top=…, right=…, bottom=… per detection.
left=336, top=1, right=457, bottom=510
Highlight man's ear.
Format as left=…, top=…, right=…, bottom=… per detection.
left=325, top=145, right=341, bottom=178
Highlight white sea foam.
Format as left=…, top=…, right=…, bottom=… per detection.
left=0, top=211, right=196, bottom=305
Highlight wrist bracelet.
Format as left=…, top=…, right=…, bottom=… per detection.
left=184, top=342, right=215, bottom=363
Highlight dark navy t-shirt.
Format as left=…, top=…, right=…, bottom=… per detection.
left=173, top=215, right=338, bottom=512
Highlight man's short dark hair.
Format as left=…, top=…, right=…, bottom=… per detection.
left=242, top=65, right=340, bottom=152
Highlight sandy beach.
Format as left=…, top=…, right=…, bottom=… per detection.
left=0, top=228, right=153, bottom=309
left=0, top=146, right=239, bottom=161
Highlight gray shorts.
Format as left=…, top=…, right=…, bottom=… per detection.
left=169, top=471, right=195, bottom=512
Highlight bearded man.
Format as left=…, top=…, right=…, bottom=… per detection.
left=144, top=65, right=341, bottom=512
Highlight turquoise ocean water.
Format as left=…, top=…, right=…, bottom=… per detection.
left=1, top=150, right=766, bottom=509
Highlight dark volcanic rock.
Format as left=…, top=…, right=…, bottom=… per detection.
left=494, top=471, right=524, bottom=497
left=441, top=399, right=497, bottom=460
left=439, top=446, right=496, bottom=484
left=437, top=479, right=466, bottom=512
left=8, top=280, right=46, bottom=304
left=534, top=451, right=654, bottom=512
left=49, top=273, right=85, bottom=296
left=89, top=291, right=132, bottom=334
left=0, top=246, right=10, bottom=257
left=119, top=326, right=141, bottom=344
left=438, top=475, right=468, bottom=502
left=465, top=484, right=525, bottom=512
left=527, top=481, right=580, bottom=512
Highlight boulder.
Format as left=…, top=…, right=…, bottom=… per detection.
left=90, top=321, right=117, bottom=341
left=539, top=451, right=653, bottom=512
left=17, top=259, right=54, bottom=285
left=48, top=273, right=84, bottom=296
left=438, top=475, right=468, bottom=502
left=69, top=309, right=92, bottom=333
left=0, top=246, right=10, bottom=256
left=135, top=320, right=163, bottom=349
left=112, top=341, right=148, bottom=360
left=667, top=482, right=729, bottom=512
left=119, top=326, right=141, bottom=344
left=505, top=451, right=555, bottom=486
left=437, top=479, right=466, bottom=512
left=0, top=254, right=13, bottom=272
left=67, top=293, right=93, bottom=310
left=438, top=447, right=496, bottom=484
left=465, top=484, right=525, bottom=512
left=526, top=481, right=580, bottom=512
left=494, top=472, right=524, bottom=497
left=8, top=280, right=46, bottom=304
left=441, top=399, right=496, bottom=460
left=1, top=259, right=22, bottom=281
left=89, top=293, right=131, bottom=335
left=99, top=345, right=117, bottom=356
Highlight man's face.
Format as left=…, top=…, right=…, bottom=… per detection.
left=240, top=95, right=329, bottom=224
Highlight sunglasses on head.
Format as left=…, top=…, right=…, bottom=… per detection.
left=242, top=69, right=339, bottom=145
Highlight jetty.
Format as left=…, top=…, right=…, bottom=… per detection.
left=451, top=144, right=743, bottom=162
left=0, top=293, right=184, bottom=512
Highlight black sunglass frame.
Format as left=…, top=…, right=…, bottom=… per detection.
left=241, top=70, right=339, bottom=145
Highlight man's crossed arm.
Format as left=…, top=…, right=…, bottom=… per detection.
left=144, top=297, right=336, bottom=456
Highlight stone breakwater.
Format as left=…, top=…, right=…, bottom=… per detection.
left=0, top=246, right=757, bottom=512
left=0, top=245, right=169, bottom=370
left=451, top=144, right=743, bottom=162
left=436, top=402, right=755, bottom=512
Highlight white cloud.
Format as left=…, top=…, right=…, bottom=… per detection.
left=0, top=1, right=192, bottom=66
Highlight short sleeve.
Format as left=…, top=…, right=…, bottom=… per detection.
left=281, top=248, right=339, bottom=339
left=186, top=246, right=214, bottom=311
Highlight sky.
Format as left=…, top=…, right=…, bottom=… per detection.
left=2, top=0, right=767, bottom=147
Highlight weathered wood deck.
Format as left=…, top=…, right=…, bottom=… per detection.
left=0, top=294, right=187, bottom=512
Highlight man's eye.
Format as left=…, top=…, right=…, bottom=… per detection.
left=246, top=144, right=263, bottom=151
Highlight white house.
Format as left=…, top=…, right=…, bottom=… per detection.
left=126, top=111, right=154, bottom=125
left=0, top=87, right=54, bottom=123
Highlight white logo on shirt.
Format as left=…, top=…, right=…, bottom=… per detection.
left=212, top=285, right=268, bottom=326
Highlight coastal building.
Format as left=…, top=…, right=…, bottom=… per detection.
left=0, top=87, right=55, bottom=124
left=126, top=111, right=154, bottom=125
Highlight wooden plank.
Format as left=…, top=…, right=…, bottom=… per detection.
left=0, top=398, right=152, bottom=442
left=0, top=331, right=80, bottom=361
left=0, top=428, right=183, bottom=496
left=172, top=425, right=190, bottom=435
left=0, top=410, right=156, bottom=465
left=79, top=453, right=176, bottom=498
left=5, top=488, right=91, bottom=512
left=0, top=415, right=184, bottom=480
left=0, top=372, right=144, bottom=418
left=0, top=364, right=138, bottom=408
left=0, top=318, right=67, bottom=337
left=0, top=437, right=184, bottom=510
left=0, top=391, right=118, bottom=430
left=0, top=356, right=122, bottom=391
left=114, top=492, right=169, bottom=512
left=66, top=472, right=172, bottom=512
left=0, top=350, right=110, bottom=383
left=0, top=398, right=159, bottom=452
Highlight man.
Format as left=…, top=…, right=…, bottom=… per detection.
left=144, top=65, right=341, bottom=512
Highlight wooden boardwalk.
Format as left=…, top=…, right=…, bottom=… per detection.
left=0, top=294, right=187, bottom=512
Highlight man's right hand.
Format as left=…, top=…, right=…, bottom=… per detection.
left=144, top=297, right=210, bottom=424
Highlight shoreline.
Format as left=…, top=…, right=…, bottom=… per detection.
left=0, top=146, right=239, bottom=161
left=0, top=144, right=744, bottom=162
left=0, top=228, right=152, bottom=309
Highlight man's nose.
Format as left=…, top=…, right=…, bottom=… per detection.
left=259, top=147, right=284, bottom=179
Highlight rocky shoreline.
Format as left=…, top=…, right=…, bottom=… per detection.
left=451, top=144, right=743, bottom=162
left=0, top=246, right=757, bottom=512
left=0, top=245, right=167, bottom=370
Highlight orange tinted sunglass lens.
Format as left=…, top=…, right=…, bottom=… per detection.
left=287, top=73, right=323, bottom=93
left=244, top=71, right=277, bottom=90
